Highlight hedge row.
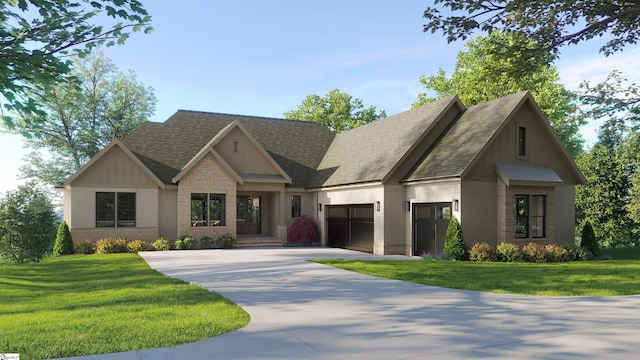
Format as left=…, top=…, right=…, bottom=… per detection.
left=74, top=234, right=236, bottom=254
left=469, top=242, right=592, bottom=262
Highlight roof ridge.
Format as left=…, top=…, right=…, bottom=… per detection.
left=174, top=109, right=323, bottom=125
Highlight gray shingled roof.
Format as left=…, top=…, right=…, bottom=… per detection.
left=403, top=92, right=528, bottom=181
left=121, top=111, right=335, bottom=188
left=308, top=95, right=458, bottom=188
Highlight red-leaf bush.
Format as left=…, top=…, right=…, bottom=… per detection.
left=287, top=215, right=320, bottom=245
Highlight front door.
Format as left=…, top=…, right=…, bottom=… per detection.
left=413, top=202, right=452, bottom=256
left=237, top=195, right=261, bottom=235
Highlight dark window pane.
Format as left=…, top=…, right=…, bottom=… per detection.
left=518, top=127, right=526, bottom=156
left=209, top=194, right=225, bottom=226
left=291, top=195, right=301, bottom=218
left=351, top=205, right=374, bottom=220
left=515, top=195, right=528, bottom=238
left=531, top=195, right=546, bottom=238
left=191, top=193, right=207, bottom=227
left=96, top=192, right=115, bottom=227
left=439, top=206, right=451, bottom=220
left=117, top=193, right=136, bottom=227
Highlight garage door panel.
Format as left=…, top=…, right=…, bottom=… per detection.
left=327, top=204, right=374, bottom=253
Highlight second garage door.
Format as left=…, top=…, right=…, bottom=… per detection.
left=326, top=204, right=374, bottom=253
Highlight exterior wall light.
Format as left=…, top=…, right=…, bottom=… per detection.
left=376, top=201, right=381, bottom=211
left=454, top=199, right=459, bottom=211
left=405, top=201, right=411, bottom=212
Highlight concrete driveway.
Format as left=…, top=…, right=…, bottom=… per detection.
left=67, top=248, right=640, bottom=359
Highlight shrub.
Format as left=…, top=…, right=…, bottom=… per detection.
left=200, top=235, right=215, bottom=249
left=563, top=244, right=593, bottom=261
left=422, top=251, right=451, bottom=261
left=95, top=238, right=129, bottom=254
left=469, top=242, right=496, bottom=261
left=521, top=242, right=546, bottom=263
left=581, top=221, right=600, bottom=256
left=218, top=233, right=236, bottom=249
left=496, top=242, right=522, bottom=262
left=444, top=215, right=468, bottom=260
left=53, top=221, right=74, bottom=256
left=544, top=244, right=570, bottom=262
left=174, top=239, right=184, bottom=250
left=151, top=238, right=171, bottom=251
left=75, top=240, right=95, bottom=254
left=179, top=235, right=196, bottom=250
left=287, top=215, right=320, bottom=245
left=127, top=240, right=148, bottom=253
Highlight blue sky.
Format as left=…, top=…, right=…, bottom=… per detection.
left=1, top=1, right=639, bottom=194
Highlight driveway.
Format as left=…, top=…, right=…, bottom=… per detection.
left=67, top=248, right=640, bottom=359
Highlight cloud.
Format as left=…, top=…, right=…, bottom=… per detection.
left=558, top=47, right=640, bottom=90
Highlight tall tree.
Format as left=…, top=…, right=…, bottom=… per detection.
left=284, top=89, right=386, bottom=133
left=0, top=0, right=152, bottom=127
left=7, top=51, right=156, bottom=186
left=414, top=32, right=584, bottom=157
left=0, top=182, right=58, bottom=264
left=423, top=0, right=640, bottom=57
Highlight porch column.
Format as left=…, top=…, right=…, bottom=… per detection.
left=277, top=190, right=287, bottom=243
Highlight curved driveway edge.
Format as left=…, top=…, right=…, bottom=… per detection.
left=64, top=248, right=640, bottom=359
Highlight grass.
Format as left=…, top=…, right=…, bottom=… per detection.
left=315, top=247, right=640, bottom=296
left=0, top=254, right=249, bottom=360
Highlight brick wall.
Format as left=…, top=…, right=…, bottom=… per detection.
left=498, top=182, right=557, bottom=245
left=177, top=153, right=237, bottom=240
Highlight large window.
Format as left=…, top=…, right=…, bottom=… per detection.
left=515, top=194, right=546, bottom=238
left=96, top=192, right=136, bottom=228
left=191, top=193, right=225, bottom=227
left=291, top=195, right=301, bottom=218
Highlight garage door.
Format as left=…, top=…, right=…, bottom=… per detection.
left=327, top=204, right=374, bottom=253
left=413, top=202, right=451, bottom=256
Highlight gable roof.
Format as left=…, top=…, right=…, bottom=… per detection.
left=62, top=139, right=165, bottom=189
left=308, top=95, right=461, bottom=188
left=121, top=111, right=335, bottom=188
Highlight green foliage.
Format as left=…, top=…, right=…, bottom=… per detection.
left=496, top=242, right=523, bottom=262
left=284, top=89, right=386, bottom=133
left=413, top=32, right=583, bottom=157
left=75, top=240, right=95, bottom=255
left=443, top=216, right=468, bottom=260
left=0, top=1, right=152, bottom=127
left=53, top=221, right=74, bottom=256
left=95, top=238, right=128, bottom=254
left=469, top=242, right=496, bottom=262
left=127, top=240, right=148, bottom=253
left=200, top=235, right=215, bottom=249
left=0, top=254, right=249, bottom=359
left=179, top=235, right=196, bottom=250
left=7, top=51, right=156, bottom=186
left=218, top=233, right=236, bottom=249
left=580, top=222, right=600, bottom=256
left=151, top=238, right=171, bottom=251
left=543, top=244, right=570, bottom=262
left=174, top=239, right=184, bottom=250
left=0, top=183, right=57, bottom=263
left=562, top=244, right=592, bottom=261
left=423, top=0, right=640, bottom=57
left=521, top=242, right=546, bottom=263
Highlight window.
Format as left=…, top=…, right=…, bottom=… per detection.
left=518, top=127, right=527, bottom=156
left=515, top=194, right=545, bottom=238
left=291, top=195, right=301, bottom=218
left=96, top=192, right=136, bottom=228
left=191, top=193, right=225, bottom=227
left=233, top=140, right=238, bottom=153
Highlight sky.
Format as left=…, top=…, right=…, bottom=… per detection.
left=1, top=0, right=639, bottom=194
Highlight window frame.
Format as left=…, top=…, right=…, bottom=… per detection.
left=517, top=126, right=527, bottom=157
left=291, top=195, right=301, bottom=218
left=96, top=191, right=136, bottom=228
left=191, top=193, right=226, bottom=227
left=515, top=194, right=546, bottom=239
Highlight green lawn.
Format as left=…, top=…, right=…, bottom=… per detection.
left=315, top=248, right=640, bottom=296
left=0, top=254, right=249, bottom=360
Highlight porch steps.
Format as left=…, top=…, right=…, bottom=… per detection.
left=235, top=237, right=284, bottom=248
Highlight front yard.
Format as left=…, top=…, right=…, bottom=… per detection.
left=316, top=247, right=640, bottom=296
left=0, top=254, right=249, bottom=360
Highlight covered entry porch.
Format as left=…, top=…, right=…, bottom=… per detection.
left=236, top=183, right=288, bottom=243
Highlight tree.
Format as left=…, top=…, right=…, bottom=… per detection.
left=580, top=221, right=600, bottom=256
left=414, top=32, right=584, bottom=157
left=444, top=215, right=468, bottom=260
left=284, top=89, right=386, bottom=133
left=575, top=144, right=635, bottom=247
left=0, top=183, right=58, bottom=263
left=7, top=51, right=156, bottom=186
left=0, top=0, right=152, bottom=127
left=423, top=0, right=640, bottom=57
left=53, top=221, right=74, bottom=256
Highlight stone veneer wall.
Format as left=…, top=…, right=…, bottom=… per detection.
left=177, top=153, right=237, bottom=240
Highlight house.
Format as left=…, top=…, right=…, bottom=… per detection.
left=59, top=91, right=585, bottom=255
